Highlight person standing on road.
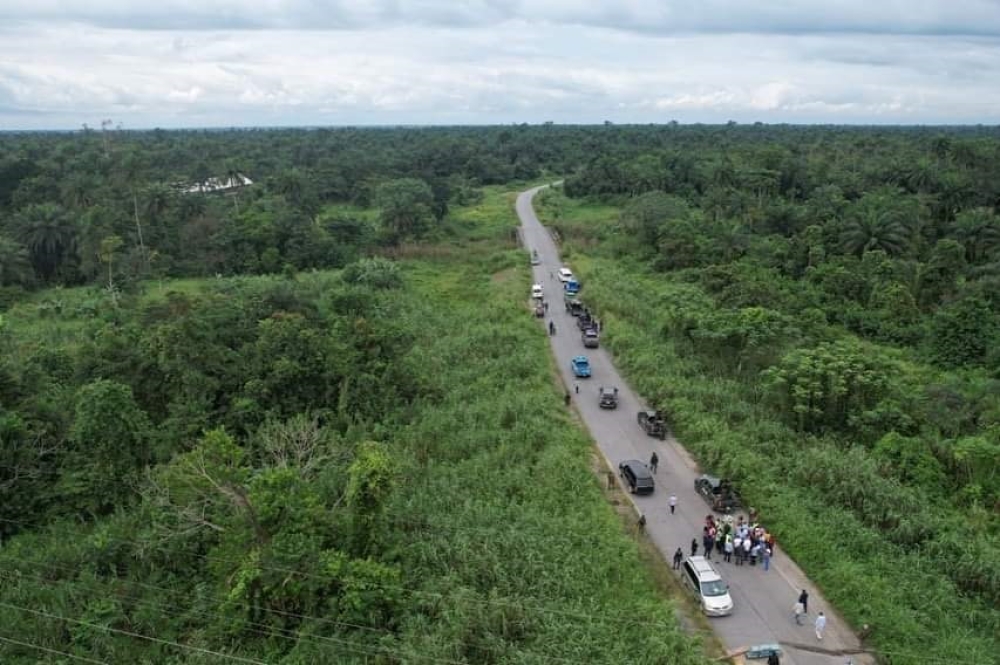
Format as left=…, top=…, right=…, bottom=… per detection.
left=733, top=535, right=743, bottom=565
left=690, top=538, right=698, bottom=557
left=574, top=382, right=579, bottom=394
left=814, top=612, right=827, bottom=640
left=650, top=452, right=659, bottom=474
left=723, top=535, right=733, bottom=563
left=767, top=651, right=780, bottom=665
left=668, top=494, right=677, bottom=514
left=794, top=600, right=805, bottom=625
left=763, top=546, right=772, bottom=571
left=673, top=548, right=683, bottom=570
left=799, top=589, right=809, bottom=615
left=564, top=392, right=571, bottom=406
left=637, top=513, right=646, bottom=533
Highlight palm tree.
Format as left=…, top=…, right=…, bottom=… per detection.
left=952, top=207, right=1000, bottom=264
left=0, top=234, right=33, bottom=286
left=15, top=203, right=77, bottom=282
left=840, top=206, right=909, bottom=258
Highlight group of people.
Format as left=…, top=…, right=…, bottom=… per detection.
left=795, top=589, right=833, bottom=641
left=690, top=512, right=778, bottom=570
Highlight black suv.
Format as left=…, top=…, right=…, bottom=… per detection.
left=618, top=460, right=655, bottom=495
left=599, top=386, right=618, bottom=409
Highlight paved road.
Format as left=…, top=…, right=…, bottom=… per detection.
left=518, top=186, right=870, bottom=665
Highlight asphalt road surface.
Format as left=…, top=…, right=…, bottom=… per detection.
left=518, top=186, right=870, bottom=665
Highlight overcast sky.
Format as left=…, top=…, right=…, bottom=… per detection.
left=2, top=1, right=999, bottom=129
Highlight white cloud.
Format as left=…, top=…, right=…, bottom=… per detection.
left=0, top=3, right=999, bottom=128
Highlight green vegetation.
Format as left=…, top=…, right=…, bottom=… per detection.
left=533, top=127, right=1000, bottom=662
left=4, top=123, right=1000, bottom=663
left=0, top=184, right=705, bottom=663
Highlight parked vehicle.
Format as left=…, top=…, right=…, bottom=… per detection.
left=534, top=303, right=545, bottom=318
left=637, top=410, right=667, bottom=440
left=558, top=267, right=575, bottom=283
left=531, top=284, right=544, bottom=300
left=681, top=556, right=734, bottom=616
left=582, top=328, right=600, bottom=348
left=564, top=278, right=580, bottom=296
left=598, top=386, right=618, bottom=409
left=694, top=475, right=741, bottom=514
left=565, top=296, right=584, bottom=316
left=618, top=459, right=654, bottom=494
left=570, top=355, right=591, bottom=378
left=530, top=249, right=540, bottom=265
left=577, top=312, right=594, bottom=330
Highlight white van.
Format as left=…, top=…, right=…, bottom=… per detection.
left=531, top=284, right=544, bottom=300
left=558, top=268, right=574, bottom=283
left=681, top=556, right=734, bottom=616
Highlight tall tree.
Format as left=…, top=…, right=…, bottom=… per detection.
left=840, top=201, right=909, bottom=257
left=14, top=203, right=77, bottom=283
left=375, top=178, right=435, bottom=243
left=952, top=207, right=1000, bottom=264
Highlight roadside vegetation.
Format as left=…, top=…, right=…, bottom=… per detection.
left=532, top=126, right=1000, bottom=664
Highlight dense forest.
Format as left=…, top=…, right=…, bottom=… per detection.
left=2, top=124, right=1000, bottom=663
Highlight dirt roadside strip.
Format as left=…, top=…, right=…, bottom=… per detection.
left=517, top=185, right=873, bottom=665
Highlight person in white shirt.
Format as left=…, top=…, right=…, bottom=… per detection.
left=794, top=601, right=805, bottom=625
left=814, top=612, right=827, bottom=640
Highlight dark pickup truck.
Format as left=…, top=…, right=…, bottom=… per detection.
left=694, top=475, right=741, bottom=514
left=565, top=296, right=584, bottom=317
left=637, top=410, right=667, bottom=440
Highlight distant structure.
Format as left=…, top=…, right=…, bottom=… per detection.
left=183, top=173, right=253, bottom=194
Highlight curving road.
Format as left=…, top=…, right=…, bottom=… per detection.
left=518, top=186, right=870, bottom=665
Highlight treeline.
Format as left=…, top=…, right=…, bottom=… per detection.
left=559, top=126, right=1000, bottom=371
left=0, top=125, right=555, bottom=298
left=6, top=123, right=999, bottom=302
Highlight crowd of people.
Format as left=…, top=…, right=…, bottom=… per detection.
left=692, top=510, right=777, bottom=570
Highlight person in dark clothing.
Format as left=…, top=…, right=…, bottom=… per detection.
left=799, top=589, right=809, bottom=614
left=690, top=538, right=698, bottom=556
left=767, top=651, right=780, bottom=665
left=549, top=321, right=556, bottom=335
left=649, top=452, right=659, bottom=473
left=564, top=392, right=571, bottom=406
left=637, top=514, right=646, bottom=533
left=673, top=548, right=684, bottom=570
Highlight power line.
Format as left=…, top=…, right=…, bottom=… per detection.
left=0, top=515, right=674, bottom=634
left=0, top=600, right=270, bottom=665
left=0, top=633, right=110, bottom=664
left=0, top=560, right=577, bottom=665
left=1, top=530, right=993, bottom=665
